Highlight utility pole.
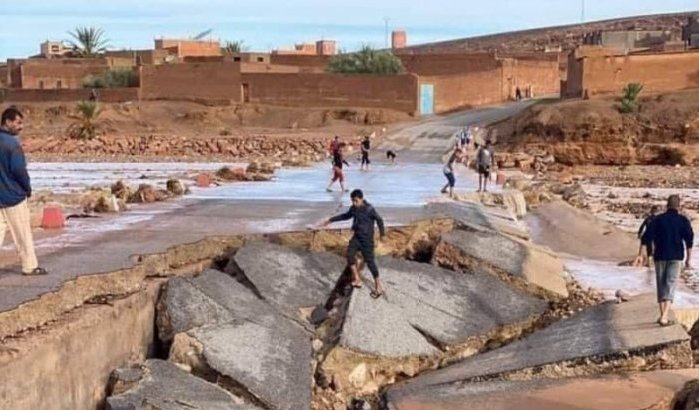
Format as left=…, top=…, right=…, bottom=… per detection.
left=384, top=17, right=390, bottom=48
left=581, top=0, right=586, bottom=23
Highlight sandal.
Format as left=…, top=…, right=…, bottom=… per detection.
left=351, top=282, right=363, bottom=289
left=659, top=319, right=676, bottom=327
left=370, top=290, right=384, bottom=299
left=23, top=267, right=48, bottom=276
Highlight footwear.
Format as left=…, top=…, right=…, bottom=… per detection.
left=658, top=319, right=676, bottom=327
left=351, top=282, right=363, bottom=289
left=23, top=267, right=48, bottom=276
left=370, top=290, right=384, bottom=299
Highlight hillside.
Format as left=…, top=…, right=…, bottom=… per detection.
left=399, top=11, right=697, bottom=54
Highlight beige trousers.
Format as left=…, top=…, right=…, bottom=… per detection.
left=0, top=200, right=38, bottom=273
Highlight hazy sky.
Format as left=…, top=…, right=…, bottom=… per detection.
left=1, top=0, right=697, bottom=60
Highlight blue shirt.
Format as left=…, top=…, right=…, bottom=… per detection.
left=0, top=130, right=31, bottom=207
left=646, top=209, right=694, bottom=261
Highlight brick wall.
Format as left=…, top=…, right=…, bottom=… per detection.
left=571, top=50, right=699, bottom=97
left=20, top=63, right=110, bottom=89
left=501, top=57, right=560, bottom=98
left=269, top=54, right=331, bottom=68
left=1, top=88, right=138, bottom=103
left=399, top=53, right=500, bottom=76
left=565, top=53, right=584, bottom=97
left=240, top=73, right=419, bottom=113
left=140, top=62, right=241, bottom=103
left=0, top=65, right=7, bottom=87
left=420, top=69, right=504, bottom=112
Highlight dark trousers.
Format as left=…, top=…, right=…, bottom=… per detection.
left=347, top=236, right=379, bottom=278
left=361, top=152, right=370, bottom=166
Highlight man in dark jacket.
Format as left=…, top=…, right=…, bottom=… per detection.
left=645, top=195, right=693, bottom=326
left=0, top=107, right=47, bottom=275
left=321, top=189, right=386, bottom=298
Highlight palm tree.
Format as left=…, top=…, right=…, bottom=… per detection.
left=67, top=26, right=110, bottom=57
left=68, top=101, right=102, bottom=139
left=223, top=40, right=247, bottom=54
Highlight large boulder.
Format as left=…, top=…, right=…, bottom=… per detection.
left=128, top=184, right=170, bottom=204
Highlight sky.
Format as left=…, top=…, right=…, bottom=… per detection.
left=1, top=0, right=698, bottom=60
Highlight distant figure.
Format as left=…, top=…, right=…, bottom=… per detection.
left=0, top=107, right=48, bottom=276
left=645, top=195, right=694, bottom=327
left=515, top=87, right=522, bottom=101
left=634, top=205, right=660, bottom=267
left=360, top=136, right=371, bottom=171
left=89, top=88, right=98, bottom=102
left=441, top=148, right=462, bottom=199
left=321, top=189, right=386, bottom=298
left=386, top=150, right=397, bottom=164
left=326, top=143, right=350, bottom=192
left=476, top=140, right=495, bottom=193
left=327, top=135, right=341, bottom=157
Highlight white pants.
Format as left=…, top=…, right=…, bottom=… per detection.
left=0, top=200, right=38, bottom=273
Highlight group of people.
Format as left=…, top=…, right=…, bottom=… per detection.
left=325, top=135, right=397, bottom=192
left=441, top=126, right=496, bottom=198
left=636, top=196, right=694, bottom=327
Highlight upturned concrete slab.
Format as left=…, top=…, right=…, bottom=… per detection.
left=106, top=359, right=258, bottom=410
left=340, top=257, right=547, bottom=358
left=387, top=295, right=690, bottom=397
left=190, top=320, right=312, bottom=410
left=387, top=369, right=699, bottom=410
left=230, top=241, right=345, bottom=310
left=435, top=228, right=568, bottom=297
left=425, top=201, right=530, bottom=240
left=157, top=270, right=280, bottom=342
left=158, top=269, right=313, bottom=410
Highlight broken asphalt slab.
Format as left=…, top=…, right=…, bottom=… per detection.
left=158, top=269, right=313, bottom=410
left=106, top=359, right=259, bottom=410
left=387, top=295, right=690, bottom=399
left=228, top=241, right=345, bottom=311
left=339, top=256, right=548, bottom=358
left=433, top=227, right=568, bottom=297
left=425, top=201, right=530, bottom=240
left=387, top=369, right=699, bottom=410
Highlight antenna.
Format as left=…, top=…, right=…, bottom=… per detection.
left=383, top=17, right=390, bottom=48
left=193, top=29, right=213, bottom=40
left=581, top=0, right=586, bottom=23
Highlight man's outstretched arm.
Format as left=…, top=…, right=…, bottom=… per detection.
left=320, top=208, right=354, bottom=227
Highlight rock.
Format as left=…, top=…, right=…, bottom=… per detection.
left=216, top=166, right=247, bottom=181
left=310, top=305, right=329, bottom=325
left=349, top=398, right=372, bottom=410
left=166, top=179, right=186, bottom=196
left=433, top=227, right=568, bottom=297
left=348, top=363, right=367, bottom=388
left=615, top=289, right=631, bottom=303
left=312, top=339, right=324, bottom=353
left=337, top=257, right=547, bottom=358
left=425, top=201, right=530, bottom=240
left=111, top=180, right=132, bottom=201
left=228, top=242, right=345, bottom=312
left=387, top=295, right=691, bottom=399
left=128, top=184, right=169, bottom=204
left=107, top=367, right=144, bottom=396
left=106, top=359, right=256, bottom=410
left=93, top=194, right=123, bottom=213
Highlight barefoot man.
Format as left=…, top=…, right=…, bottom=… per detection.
left=326, top=143, right=350, bottom=192
left=320, top=189, right=386, bottom=298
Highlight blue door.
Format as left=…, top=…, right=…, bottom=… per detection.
left=420, top=84, right=434, bottom=115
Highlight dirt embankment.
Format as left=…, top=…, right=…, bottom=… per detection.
left=12, top=101, right=412, bottom=161
left=495, top=90, right=699, bottom=166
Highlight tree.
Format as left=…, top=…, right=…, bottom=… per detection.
left=327, top=45, right=404, bottom=75
left=67, top=26, right=110, bottom=57
left=83, top=68, right=138, bottom=88
left=618, top=83, right=644, bottom=114
left=68, top=101, right=102, bottom=139
left=222, top=40, right=247, bottom=54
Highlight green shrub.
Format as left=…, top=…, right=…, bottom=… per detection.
left=327, top=45, right=404, bottom=75
left=83, top=68, right=137, bottom=88
left=618, top=83, right=644, bottom=114
left=67, top=100, right=102, bottom=139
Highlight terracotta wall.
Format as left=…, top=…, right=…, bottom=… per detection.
left=140, top=62, right=241, bottom=103
left=269, top=54, right=331, bottom=68
left=0, top=65, right=8, bottom=87
left=501, top=57, right=560, bottom=98
left=420, top=69, right=503, bottom=112
left=1, top=88, right=138, bottom=103
left=571, top=51, right=699, bottom=97
left=565, top=53, right=584, bottom=97
left=240, top=73, right=419, bottom=113
left=20, top=63, right=110, bottom=89
left=399, top=53, right=499, bottom=76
